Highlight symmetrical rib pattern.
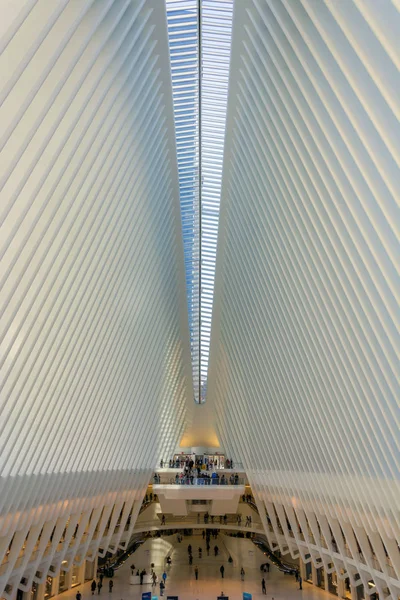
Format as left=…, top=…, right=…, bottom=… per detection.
left=208, top=0, right=400, bottom=595
left=0, top=1, right=192, bottom=597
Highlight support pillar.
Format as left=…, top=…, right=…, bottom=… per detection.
left=337, top=576, right=346, bottom=598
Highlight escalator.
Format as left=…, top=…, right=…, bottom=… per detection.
left=253, top=536, right=298, bottom=576
left=98, top=534, right=148, bottom=577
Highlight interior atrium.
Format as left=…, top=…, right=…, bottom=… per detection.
left=0, top=1, right=399, bottom=600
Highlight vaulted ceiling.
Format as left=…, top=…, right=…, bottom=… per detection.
left=0, top=1, right=399, bottom=599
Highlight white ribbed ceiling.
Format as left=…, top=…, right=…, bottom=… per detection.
left=0, top=1, right=399, bottom=598
left=0, top=2, right=192, bottom=596
left=208, top=0, right=399, bottom=576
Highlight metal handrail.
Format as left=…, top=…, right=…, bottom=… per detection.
left=154, top=477, right=245, bottom=486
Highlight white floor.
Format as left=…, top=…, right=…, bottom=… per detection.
left=53, top=534, right=337, bottom=600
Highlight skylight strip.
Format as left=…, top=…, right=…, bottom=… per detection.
left=166, top=0, right=200, bottom=403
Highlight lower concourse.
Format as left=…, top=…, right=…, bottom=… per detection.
left=46, top=533, right=332, bottom=600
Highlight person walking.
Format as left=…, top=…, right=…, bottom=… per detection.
left=97, top=580, right=102, bottom=595
left=159, top=580, right=165, bottom=597
left=152, top=572, right=157, bottom=587
left=99, top=573, right=104, bottom=584
left=214, top=545, right=219, bottom=557
left=108, top=580, right=113, bottom=593
left=262, top=578, right=266, bottom=594
left=91, top=580, right=97, bottom=595
left=161, top=515, right=166, bottom=526
left=241, top=567, right=245, bottom=581
left=198, top=547, right=202, bottom=558
left=194, top=566, right=199, bottom=580
left=220, top=565, right=225, bottom=579
left=299, top=576, right=303, bottom=590
left=162, top=571, right=167, bottom=585
left=76, top=592, right=82, bottom=600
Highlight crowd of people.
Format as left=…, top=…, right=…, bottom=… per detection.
left=173, top=470, right=241, bottom=485
left=74, top=538, right=303, bottom=600
left=128, top=561, right=172, bottom=595
left=160, top=456, right=234, bottom=470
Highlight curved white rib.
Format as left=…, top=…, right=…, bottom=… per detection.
left=0, top=1, right=192, bottom=597
left=208, top=0, right=399, bottom=596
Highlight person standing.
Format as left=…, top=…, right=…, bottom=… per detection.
left=99, top=573, right=104, bottom=584
left=91, top=580, right=97, bottom=595
left=299, top=576, right=303, bottom=590
left=97, top=580, right=102, bottom=595
left=108, top=580, right=113, bottom=593
left=159, top=580, right=165, bottom=597
left=194, top=566, right=199, bottom=580
left=220, top=565, right=225, bottom=579
left=240, top=567, right=245, bottom=581
left=262, top=578, right=266, bottom=594
left=162, top=571, right=167, bottom=585
left=76, top=592, right=82, bottom=600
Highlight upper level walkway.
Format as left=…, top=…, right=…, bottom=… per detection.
left=134, top=501, right=263, bottom=535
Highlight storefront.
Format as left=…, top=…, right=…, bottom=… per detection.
left=172, top=453, right=226, bottom=468
left=58, top=569, right=68, bottom=594
left=44, top=576, right=53, bottom=599
left=31, top=581, right=39, bottom=600
left=203, top=454, right=225, bottom=468
left=328, top=571, right=338, bottom=595
left=71, top=564, right=81, bottom=588
left=316, top=566, right=325, bottom=589
left=305, top=555, right=312, bottom=583
left=85, top=560, right=96, bottom=581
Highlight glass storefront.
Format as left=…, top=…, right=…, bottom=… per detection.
left=356, top=585, right=365, bottom=600
left=58, top=570, right=67, bottom=593
left=305, top=555, right=312, bottom=583
left=317, top=566, right=325, bottom=589
left=71, top=564, right=81, bottom=587
left=328, top=571, right=338, bottom=595
left=172, top=453, right=226, bottom=468
left=44, top=576, right=53, bottom=599
left=344, top=577, right=352, bottom=599
left=85, top=560, right=95, bottom=581
left=31, top=581, right=38, bottom=600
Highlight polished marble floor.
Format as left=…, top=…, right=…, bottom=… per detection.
left=52, top=534, right=337, bottom=600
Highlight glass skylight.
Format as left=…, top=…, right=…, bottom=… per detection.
left=166, top=0, right=233, bottom=403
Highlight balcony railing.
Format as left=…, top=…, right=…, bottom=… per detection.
left=153, top=476, right=245, bottom=486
